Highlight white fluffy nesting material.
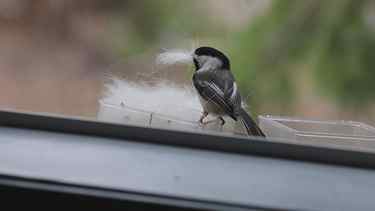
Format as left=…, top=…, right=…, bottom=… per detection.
left=155, top=49, right=194, bottom=66
left=100, top=77, right=202, bottom=123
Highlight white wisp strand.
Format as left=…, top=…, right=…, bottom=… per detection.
left=155, top=49, right=194, bottom=66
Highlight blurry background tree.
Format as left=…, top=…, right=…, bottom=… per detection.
left=0, top=0, right=373, bottom=123
left=230, top=0, right=375, bottom=120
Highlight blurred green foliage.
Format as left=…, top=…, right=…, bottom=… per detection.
left=231, top=0, right=375, bottom=110
left=108, top=0, right=375, bottom=113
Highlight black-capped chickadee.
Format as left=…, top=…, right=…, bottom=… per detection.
left=192, top=46, right=265, bottom=137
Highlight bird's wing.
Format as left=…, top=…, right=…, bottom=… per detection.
left=193, top=71, right=240, bottom=120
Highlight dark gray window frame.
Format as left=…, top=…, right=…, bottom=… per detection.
left=1, top=109, right=375, bottom=211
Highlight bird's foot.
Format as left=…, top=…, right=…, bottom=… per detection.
left=200, top=117, right=225, bottom=126
left=218, top=117, right=225, bottom=126
left=199, top=111, right=209, bottom=125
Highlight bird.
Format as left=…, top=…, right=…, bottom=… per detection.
left=192, top=46, right=265, bottom=137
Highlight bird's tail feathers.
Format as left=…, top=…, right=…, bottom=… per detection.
left=238, top=108, right=265, bottom=137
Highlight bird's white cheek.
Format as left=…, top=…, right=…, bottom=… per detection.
left=230, top=82, right=238, bottom=99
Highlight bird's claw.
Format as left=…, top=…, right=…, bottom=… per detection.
left=219, top=117, right=225, bottom=126
left=199, top=111, right=209, bottom=126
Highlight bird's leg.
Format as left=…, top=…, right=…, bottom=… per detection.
left=218, top=116, right=225, bottom=126
left=199, top=111, right=209, bottom=125
left=200, top=115, right=226, bottom=126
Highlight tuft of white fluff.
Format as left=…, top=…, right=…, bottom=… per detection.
left=100, top=76, right=202, bottom=122
left=155, top=49, right=194, bottom=66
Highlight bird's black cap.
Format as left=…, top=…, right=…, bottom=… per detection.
left=194, top=46, right=230, bottom=70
